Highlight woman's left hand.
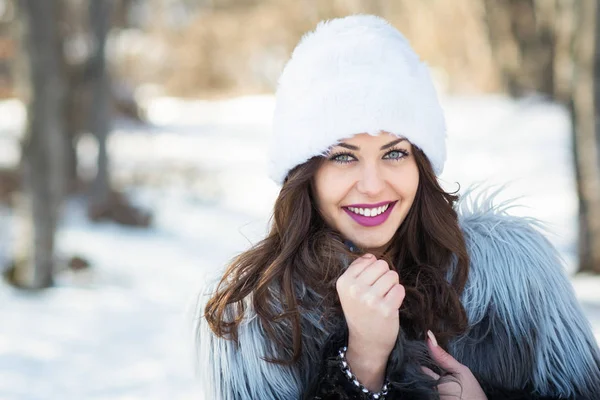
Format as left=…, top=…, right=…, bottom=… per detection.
left=422, top=330, right=488, bottom=400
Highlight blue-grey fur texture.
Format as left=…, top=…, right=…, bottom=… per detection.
left=196, top=190, right=600, bottom=399
left=195, top=279, right=333, bottom=400
left=450, top=188, right=600, bottom=397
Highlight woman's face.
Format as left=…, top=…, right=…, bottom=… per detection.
left=313, top=132, right=419, bottom=255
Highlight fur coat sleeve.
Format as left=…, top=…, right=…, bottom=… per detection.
left=449, top=196, right=600, bottom=399
left=196, top=197, right=600, bottom=400
left=195, top=278, right=310, bottom=400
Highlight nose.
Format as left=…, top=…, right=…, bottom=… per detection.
left=355, top=162, right=385, bottom=197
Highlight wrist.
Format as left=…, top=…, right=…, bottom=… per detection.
left=347, top=335, right=392, bottom=366
left=345, top=345, right=388, bottom=391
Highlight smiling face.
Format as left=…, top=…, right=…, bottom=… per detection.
left=313, top=132, right=420, bottom=255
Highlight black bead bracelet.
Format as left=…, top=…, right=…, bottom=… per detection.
left=337, top=346, right=390, bottom=399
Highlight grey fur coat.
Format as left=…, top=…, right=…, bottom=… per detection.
left=196, top=196, right=600, bottom=399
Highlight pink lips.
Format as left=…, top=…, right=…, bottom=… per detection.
left=342, top=201, right=397, bottom=227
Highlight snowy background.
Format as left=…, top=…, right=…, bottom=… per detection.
left=0, top=94, right=599, bottom=399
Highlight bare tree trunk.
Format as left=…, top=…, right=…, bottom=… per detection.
left=14, top=0, right=66, bottom=289
left=64, top=119, right=79, bottom=189
left=483, top=0, right=555, bottom=97
left=53, top=0, right=86, bottom=194
left=571, top=0, right=600, bottom=273
left=63, top=61, right=88, bottom=192
left=113, top=0, right=135, bottom=29
left=553, top=0, right=577, bottom=104
left=88, top=0, right=113, bottom=206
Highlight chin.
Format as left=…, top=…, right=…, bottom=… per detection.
left=349, top=234, right=394, bottom=252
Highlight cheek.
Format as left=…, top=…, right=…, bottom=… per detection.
left=314, top=168, right=348, bottom=214
left=395, top=164, right=420, bottom=201
left=409, top=169, right=419, bottom=197
left=313, top=169, right=331, bottom=214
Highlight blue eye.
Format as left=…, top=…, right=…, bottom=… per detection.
left=383, top=149, right=408, bottom=160
left=329, top=153, right=355, bottom=164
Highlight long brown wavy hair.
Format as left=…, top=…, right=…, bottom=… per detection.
left=203, top=145, right=470, bottom=364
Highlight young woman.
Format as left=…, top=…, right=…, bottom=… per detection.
left=196, top=15, right=600, bottom=399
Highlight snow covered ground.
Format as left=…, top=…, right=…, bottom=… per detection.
left=0, top=94, right=599, bottom=399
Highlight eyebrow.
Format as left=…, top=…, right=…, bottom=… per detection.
left=335, top=138, right=407, bottom=151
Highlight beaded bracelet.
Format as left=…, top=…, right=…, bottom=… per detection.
left=337, top=346, right=390, bottom=399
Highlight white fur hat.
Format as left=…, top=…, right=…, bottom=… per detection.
left=268, top=14, right=447, bottom=184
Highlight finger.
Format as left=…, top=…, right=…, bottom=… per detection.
left=371, top=270, right=400, bottom=298
left=427, top=330, right=463, bottom=374
left=420, top=366, right=440, bottom=380
left=356, top=259, right=390, bottom=286
left=345, top=254, right=377, bottom=278
left=437, top=381, right=462, bottom=400
left=382, top=284, right=405, bottom=310
left=337, top=255, right=377, bottom=294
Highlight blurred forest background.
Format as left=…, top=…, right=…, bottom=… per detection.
left=1, top=0, right=598, bottom=288
left=0, top=0, right=600, bottom=398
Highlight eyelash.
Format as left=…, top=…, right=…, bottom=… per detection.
left=328, top=147, right=409, bottom=164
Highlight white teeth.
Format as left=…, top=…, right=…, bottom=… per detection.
left=347, top=203, right=391, bottom=217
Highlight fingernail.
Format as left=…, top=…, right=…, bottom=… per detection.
left=427, top=330, right=438, bottom=347
left=362, top=253, right=374, bottom=258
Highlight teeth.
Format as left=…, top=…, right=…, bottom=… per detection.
left=348, top=203, right=390, bottom=217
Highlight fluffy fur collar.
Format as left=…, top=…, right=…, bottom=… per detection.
left=196, top=192, right=600, bottom=399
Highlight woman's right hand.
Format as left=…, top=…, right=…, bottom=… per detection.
left=336, top=253, right=405, bottom=366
